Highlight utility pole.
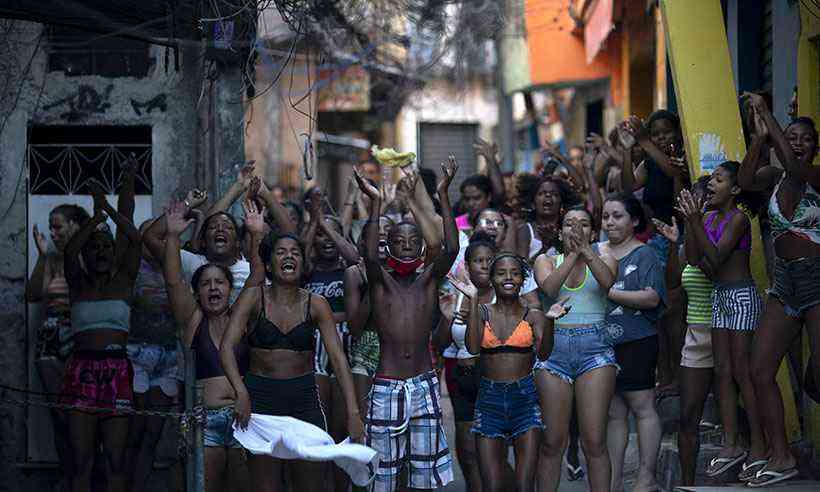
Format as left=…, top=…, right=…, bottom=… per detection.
left=495, top=35, right=516, bottom=173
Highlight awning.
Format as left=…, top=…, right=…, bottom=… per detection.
left=585, top=0, right=615, bottom=63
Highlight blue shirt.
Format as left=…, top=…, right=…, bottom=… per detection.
left=604, top=244, right=667, bottom=344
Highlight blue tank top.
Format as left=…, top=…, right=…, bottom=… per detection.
left=553, top=250, right=608, bottom=326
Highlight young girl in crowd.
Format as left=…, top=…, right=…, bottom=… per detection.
left=599, top=193, right=666, bottom=492
left=653, top=176, right=716, bottom=486
left=28, top=203, right=89, bottom=485
left=677, top=161, right=767, bottom=481
left=61, top=182, right=141, bottom=492
left=434, top=232, right=499, bottom=491
left=162, top=200, right=250, bottom=492
left=740, top=92, right=820, bottom=486
left=533, top=206, right=618, bottom=492
left=463, top=253, right=567, bottom=492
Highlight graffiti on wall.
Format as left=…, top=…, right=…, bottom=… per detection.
left=43, top=84, right=114, bottom=121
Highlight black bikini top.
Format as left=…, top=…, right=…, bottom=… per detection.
left=247, top=290, right=316, bottom=352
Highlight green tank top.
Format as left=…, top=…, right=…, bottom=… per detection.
left=681, top=264, right=713, bottom=325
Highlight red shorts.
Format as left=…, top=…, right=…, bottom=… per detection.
left=60, top=350, right=134, bottom=412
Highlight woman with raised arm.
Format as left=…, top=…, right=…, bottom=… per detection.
left=464, top=252, right=568, bottom=492
left=219, top=204, right=363, bottom=492
left=740, top=92, right=820, bottom=487
left=599, top=193, right=666, bottom=492
left=28, top=203, right=89, bottom=486
left=532, top=206, right=618, bottom=492
left=161, top=200, right=250, bottom=492
left=60, top=183, right=140, bottom=492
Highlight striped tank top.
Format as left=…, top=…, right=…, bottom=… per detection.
left=681, top=264, right=713, bottom=325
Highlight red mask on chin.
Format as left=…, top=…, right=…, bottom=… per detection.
left=387, top=256, right=423, bottom=276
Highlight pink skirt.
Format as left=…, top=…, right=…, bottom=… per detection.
left=60, top=350, right=134, bottom=412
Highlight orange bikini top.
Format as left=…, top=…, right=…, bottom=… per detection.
left=480, top=305, right=534, bottom=354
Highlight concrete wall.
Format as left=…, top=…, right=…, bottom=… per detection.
left=396, top=77, right=499, bottom=169
left=0, top=20, right=206, bottom=490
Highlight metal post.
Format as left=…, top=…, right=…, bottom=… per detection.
left=193, top=382, right=205, bottom=492
left=184, top=348, right=195, bottom=492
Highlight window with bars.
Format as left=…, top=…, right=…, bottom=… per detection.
left=47, top=25, right=150, bottom=78
left=28, top=126, right=152, bottom=195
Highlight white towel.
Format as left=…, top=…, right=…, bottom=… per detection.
left=233, top=414, right=378, bottom=487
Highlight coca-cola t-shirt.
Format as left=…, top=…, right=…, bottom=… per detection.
left=304, top=268, right=346, bottom=313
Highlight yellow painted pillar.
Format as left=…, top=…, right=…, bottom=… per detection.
left=797, top=1, right=820, bottom=448
left=660, top=0, right=800, bottom=441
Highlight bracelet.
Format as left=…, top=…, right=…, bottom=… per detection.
left=343, top=201, right=355, bottom=206
left=184, top=200, right=191, bottom=208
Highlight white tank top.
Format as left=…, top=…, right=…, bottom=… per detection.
left=450, top=293, right=493, bottom=359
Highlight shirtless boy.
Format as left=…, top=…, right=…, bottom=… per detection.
left=354, top=158, right=459, bottom=492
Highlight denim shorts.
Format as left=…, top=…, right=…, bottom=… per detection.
left=471, top=373, right=543, bottom=440
left=767, top=256, right=820, bottom=318
left=535, top=324, right=618, bottom=384
left=204, top=406, right=241, bottom=448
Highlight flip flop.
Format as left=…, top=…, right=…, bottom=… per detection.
left=737, top=459, right=768, bottom=482
left=747, top=467, right=799, bottom=488
left=566, top=462, right=585, bottom=481
left=705, top=451, right=747, bottom=477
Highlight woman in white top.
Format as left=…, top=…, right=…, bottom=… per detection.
left=435, top=232, right=511, bottom=491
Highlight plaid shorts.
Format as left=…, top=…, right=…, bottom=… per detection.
left=365, top=371, right=453, bottom=492
left=712, top=281, right=763, bottom=331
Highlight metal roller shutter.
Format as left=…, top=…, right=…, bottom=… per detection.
left=418, top=122, right=479, bottom=204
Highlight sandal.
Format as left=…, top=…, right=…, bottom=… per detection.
left=737, top=459, right=768, bottom=482
left=705, top=451, right=747, bottom=477
left=747, top=467, right=799, bottom=488
left=566, top=462, right=585, bottom=481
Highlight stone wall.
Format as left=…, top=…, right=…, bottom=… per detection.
left=0, top=19, right=245, bottom=491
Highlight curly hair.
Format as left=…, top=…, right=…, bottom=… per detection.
left=518, top=175, right=582, bottom=222
left=51, top=204, right=90, bottom=226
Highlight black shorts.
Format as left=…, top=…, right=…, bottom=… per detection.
left=451, top=363, right=480, bottom=422
left=615, top=335, right=658, bottom=392
left=244, top=372, right=327, bottom=430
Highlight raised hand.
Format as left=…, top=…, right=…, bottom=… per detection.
left=545, top=297, right=571, bottom=320
left=33, top=224, right=49, bottom=255
left=675, top=189, right=702, bottom=220
left=751, top=105, right=769, bottom=139
left=438, top=155, right=458, bottom=195
left=622, top=115, right=647, bottom=140
left=238, top=160, right=256, bottom=189
left=741, top=92, right=767, bottom=114
left=247, top=176, right=262, bottom=201
left=473, top=138, right=498, bottom=162
left=652, top=217, right=679, bottom=243
left=585, top=133, right=605, bottom=150
left=353, top=168, right=380, bottom=201
left=244, top=198, right=266, bottom=236
left=185, top=188, right=208, bottom=209
left=396, top=170, right=419, bottom=201
left=447, top=273, right=477, bottom=300
left=166, top=200, right=194, bottom=237
left=89, top=181, right=107, bottom=213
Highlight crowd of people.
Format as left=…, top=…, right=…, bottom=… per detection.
left=26, top=91, right=819, bottom=492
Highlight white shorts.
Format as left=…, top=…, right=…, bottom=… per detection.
left=127, top=343, right=180, bottom=397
